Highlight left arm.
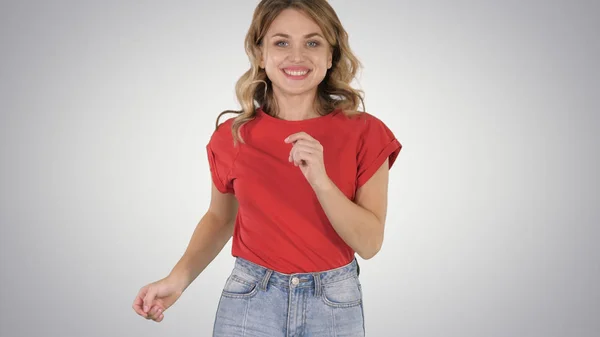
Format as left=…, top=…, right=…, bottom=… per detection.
left=312, top=160, right=389, bottom=260
left=286, top=132, right=392, bottom=260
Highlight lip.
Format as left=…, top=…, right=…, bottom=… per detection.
left=281, top=66, right=311, bottom=72
left=281, top=67, right=311, bottom=80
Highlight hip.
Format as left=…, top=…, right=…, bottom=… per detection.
left=213, top=256, right=365, bottom=337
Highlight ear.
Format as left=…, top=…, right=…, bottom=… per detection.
left=327, top=48, right=333, bottom=69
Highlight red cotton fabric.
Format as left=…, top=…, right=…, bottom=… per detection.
left=206, top=107, right=402, bottom=273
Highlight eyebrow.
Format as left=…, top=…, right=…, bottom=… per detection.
left=270, top=33, right=324, bottom=39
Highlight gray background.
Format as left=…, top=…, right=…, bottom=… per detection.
left=1, top=0, right=598, bottom=336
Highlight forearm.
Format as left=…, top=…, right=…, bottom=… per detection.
left=313, top=179, right=383, bottom=259
left=168, top=211, right=234, bottom=292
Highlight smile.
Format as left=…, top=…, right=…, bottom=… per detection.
left=281, top=68, right=311, bottom=79
left=283, top=69, right=309, bottom=76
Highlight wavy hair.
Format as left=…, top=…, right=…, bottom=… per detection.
left=215, top=0, right=365, bottom=144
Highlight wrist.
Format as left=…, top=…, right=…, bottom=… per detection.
left=312, top=176, right=335, bottom=193
left=167, top=270, right=190, bottom=294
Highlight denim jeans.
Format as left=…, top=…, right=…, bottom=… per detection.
left=212, top=257, right=365, bottom=337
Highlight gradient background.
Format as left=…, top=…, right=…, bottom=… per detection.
left=1, top=1, right=599, bottom=336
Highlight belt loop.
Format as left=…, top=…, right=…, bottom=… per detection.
left=259, top=269, right=273, bottom=291
left=356, top=259, right=360, bottom=277
left=313, top=273, right=322, bottom=297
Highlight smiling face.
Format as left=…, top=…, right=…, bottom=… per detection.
left=259, top=8, right=333, bottom=97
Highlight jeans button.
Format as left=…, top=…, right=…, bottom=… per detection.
left=291, top=277, right=299, bottom=286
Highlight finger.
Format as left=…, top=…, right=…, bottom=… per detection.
left=290, top=149, right=299, bottom=166
left=146, top=307, right=156, bottom=320
left=291, top=144, right=318, bottom=154
left=133, top=288, right=149, bottom=317
left=147, top=305, right=160, bottom=320
left=155, top=307, right=163, bottom=320
left=290, top=145, right=318, bottom=165
left=290, top=148, right=301, bottom=166
left=292, top=139, right=322, bottom=151
left=133, top=300, right=148, bottom=317
left=155, top=312, right=165, bottom=323
left=292, top=149, right=314, bottom=166
left=143, top=286, right=158, bottom=313
left=150, top=306, right=163, bottom=321
left=284, top=132, right=313, bottom=143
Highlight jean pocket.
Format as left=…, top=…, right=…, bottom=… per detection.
left=221, top=273, right=259, bottom=299
left=321, top=276, right=363, bottom=308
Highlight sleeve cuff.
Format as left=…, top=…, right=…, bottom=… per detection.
left=206, top=145, right=231, bottom=194
left=356, top=139, right=402, bottom=189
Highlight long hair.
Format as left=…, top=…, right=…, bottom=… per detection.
left=215, top=0, right=365, bottom=144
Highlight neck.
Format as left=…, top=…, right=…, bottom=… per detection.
left=271, top=88, right=319, bottom=121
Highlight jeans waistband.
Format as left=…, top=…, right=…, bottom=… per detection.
left=232, top=257, right=359, bottom=294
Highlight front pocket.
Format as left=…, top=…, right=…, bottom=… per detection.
left=221, top=274, right=259, bottom=299
left=321, top=276, right=363, bottom=308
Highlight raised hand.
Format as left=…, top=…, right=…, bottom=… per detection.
left=285, top=132, right=332, bottom=190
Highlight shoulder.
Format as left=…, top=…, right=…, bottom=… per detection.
left=210, top=116, right=236, bottom=142
left=335, top=110, right=394, bottom=136
left=336, top=109, right=384, bottom=123
left=208, top=115, right=238, bottom=153
left=347, top=110, right=402, bottom=186
left=214, top=116, right=235, bottom=135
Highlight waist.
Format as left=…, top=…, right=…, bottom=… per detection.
left=232, top=256, right=360, bottom=289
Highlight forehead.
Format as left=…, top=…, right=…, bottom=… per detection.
left=266, top=8, right=323, bottom=36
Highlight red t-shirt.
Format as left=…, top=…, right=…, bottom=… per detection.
left=206, top=107, right=402, bottom=273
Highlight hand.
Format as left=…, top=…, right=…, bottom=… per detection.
left=284, top=132, right=333, bottom=190
left=132, top=276, right=184, bottom=323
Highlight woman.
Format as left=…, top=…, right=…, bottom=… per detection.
left=132, top=0, right=402, bottom=335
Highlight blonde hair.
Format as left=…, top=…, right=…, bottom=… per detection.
left=215, top=0, right=365, bottom=143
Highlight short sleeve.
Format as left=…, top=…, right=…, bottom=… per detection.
left=356, top=113, right=402, bottom=188
left=206, top=118, right=237, bottom=194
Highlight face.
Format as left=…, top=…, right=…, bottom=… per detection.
left=259, top=8, right=333, bottom=97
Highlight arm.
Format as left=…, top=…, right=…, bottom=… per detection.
left=314, top=159, right=389, bottom=260
left=167, top=182, right=238, bottom=292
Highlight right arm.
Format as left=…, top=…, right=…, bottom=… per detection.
left=167, top=182, right=238, bottom=293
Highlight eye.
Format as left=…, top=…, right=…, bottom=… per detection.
left=307, top=40, right=320, bottom=47
left=275, top=40, right=288, bottom=47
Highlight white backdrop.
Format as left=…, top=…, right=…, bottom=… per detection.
left=1, top=1, right=598, bottom=336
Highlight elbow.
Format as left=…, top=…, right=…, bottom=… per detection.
left=358, top=250, right=377, bottom=260
left=358, top=244, right=381, bottom=260
left=357, top=233, right=383, bottom=260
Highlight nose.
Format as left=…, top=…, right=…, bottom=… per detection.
left=289, top=45, right=305, bottom=62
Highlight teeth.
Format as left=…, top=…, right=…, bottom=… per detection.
left=284, top=69, right=309, bottom=76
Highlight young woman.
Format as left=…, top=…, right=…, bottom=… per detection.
left=133, top=0, right=402, bottom=335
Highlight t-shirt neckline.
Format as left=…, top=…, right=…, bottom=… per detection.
left=256, top=106, right=338, bottom=126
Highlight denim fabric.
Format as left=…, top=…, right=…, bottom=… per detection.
left=213, top=257, right=365, bottom=337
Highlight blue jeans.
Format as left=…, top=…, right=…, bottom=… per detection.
left=212, top=257, right=365, bottom=337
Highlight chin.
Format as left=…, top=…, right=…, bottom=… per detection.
left=274, top=84, right=318, bottom=96
left=273, top=79, right=326, bottom=96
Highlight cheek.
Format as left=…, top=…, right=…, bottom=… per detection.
left=312, top=52, right=330, bottom=68
left=264, top=55, right=285, bottom=77
left=264, top=66, right=281, bottom=81
left=264, top=51, right=284, bottom=67
left=310, top=55, right=329, bottom=75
